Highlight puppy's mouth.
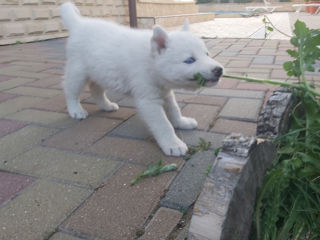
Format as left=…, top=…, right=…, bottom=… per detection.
left=190, top=73, right=220, bottom=87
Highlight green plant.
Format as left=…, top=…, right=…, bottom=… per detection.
left=194, top=73, right=207, bottom=87
left=130, top=160, right=178, bottom=185
left=228, top=20, right=320, bottom=240
left=185, top=138, right=211, bottom=160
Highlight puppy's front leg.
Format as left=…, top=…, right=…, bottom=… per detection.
left=164, top=90, right=198, bottom=130
left=136, top=98, right=188, bottom=156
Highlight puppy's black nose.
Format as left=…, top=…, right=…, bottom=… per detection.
left=212, top=67, right=223, bottom=78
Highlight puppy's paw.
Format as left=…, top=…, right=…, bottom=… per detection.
left=161, top=138, right=188, bottom=156
left=174, top=117, right=198, bottom=130
left=69, top=108, right=88, bottom=120
left=99, top=102, right=119, bottom=112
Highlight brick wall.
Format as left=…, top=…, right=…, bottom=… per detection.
left=0, top=0, right=129, bottom=45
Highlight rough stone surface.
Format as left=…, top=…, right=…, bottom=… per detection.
left=139, top=207, right=182, bottom=240
left=61, top=164, right=178, bottom=240
left=2, top=147, right=120, bottom=188
left=161, top=151, right=215, bottom=211
left=189, top=134, right=277, bottom=240
left=257, top=88, right=294, bottom=138
left=0, top=180, right=91, bottom=240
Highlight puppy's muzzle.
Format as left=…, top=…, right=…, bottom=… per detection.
left=212, top=66, right=223, bottom=79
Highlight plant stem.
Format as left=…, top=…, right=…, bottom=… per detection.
left=223, top=74, right=320, bottom=97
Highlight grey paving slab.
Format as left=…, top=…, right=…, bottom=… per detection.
left=49, top=232, right=83, bottom=240
left=0, top=180, right=91, bottom=240
left=0, top=78, right=35, bottom=91
left=219, top=98, right=263, bottom=121
left=108, top=114, right=151, bottom=140
left=252, top=56, right=275, bottom=65
left=160, top=151, right=215, bottom=211
left=0, top=125, right=58, bottom=163
left=200, top=88, right=265, bottom=99
left=3, top=147, right=120, bottom=188
left=0, top=119, right=26, bottom=138
left=5, top=86, right=62, bottom=98
left=0, top=96, right=42, bottom=117
left=177, top=130, right=226, bottom=150
left=5, top=109, right=76, bottom=128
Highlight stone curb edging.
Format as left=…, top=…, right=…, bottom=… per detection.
left=188, top=88, right=295, bottom=240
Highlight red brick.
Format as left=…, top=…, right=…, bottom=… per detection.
left=0, top=119, right=27, bottom=138
left=181, top=104, right=219, bottom=130
left=210, top=118, right=257, bottom=136
left=61, top=164, right=179, bottom=240
left=82, top=103, right=137, bottom=120
left=42, top=117, right=122, bottom=152
left=0, top=172, right=35, bottom=206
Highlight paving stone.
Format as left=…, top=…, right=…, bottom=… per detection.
left=177, top=130, right=226, bottom=150
left=211, top=118, right=257, bottom=136
left=0, top=96, right=45, bottom=117
left=0, top=125, right=57, bottom=163
left=108, top=114, right=151, bottom=140
left=26, top=76, right=62, bottom=88
left=3, top=147, right=120, bottom=188
left=6, top=109, right=76, bottom=128
left=31, top=94, right=67, bottom=112
left=84, top=104, right=137, bottom=120
left=42, top=117, right=121, bottom=152
left=175, top=93, right=227, bottom=106
left=252, top=56, right=275, bottom=65
left=160, top=151, right=215, bottom=211
left=226, top=60, right=251, bottom=68
left=237, top=82, right=273, bottom=91
left=49, top=232, right=83, bottom=240
left=0, top=75, right=12, bottom=82
left=219, top=98, right=263, bottom=121
left=0, top=119, right=27, bottom=138
left=87, top=136, right=184, bottom=166
left=118, top=96, right=136, bottom=108
left=0, top=180, right=91, bottom=240
left=61, top=164, right=178, bottom=240
left=0, top=77, right=36, bottom=91
left=5, top=86, right=62, bottom=98
left=181, top=104, right=219, bottom=130
left=0, top=92, right=17, bottom=103
left=0, top=66, right=53, bottom=79
left=140, top=207, right=182, bottom=240
left=0, top=172, right=35, bottom=206
left=214, top=77, right=239, bottom=89
left=201, top=88, right=264, bottom=99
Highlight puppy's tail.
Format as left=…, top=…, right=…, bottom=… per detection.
left=60, top=2, right=81, bottom=30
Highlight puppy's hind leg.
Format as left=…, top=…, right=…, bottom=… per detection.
left=89, top=81, right=119, bottom=112
left=63, top=64, right=88, bottom=119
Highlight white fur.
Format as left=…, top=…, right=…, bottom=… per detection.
left=60, top=2, right=223, bottom=156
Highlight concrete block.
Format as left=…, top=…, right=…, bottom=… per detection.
left=160, top=151, right=215, bottom=211
left=22, top=0, right=39, bottom=4
left=50, top=7, right=60, bottom=18
left=3, top=22, right=25, bottom=36
left=219, top=98, right=263, bottom=122
left=32, top=8, right=50, bottom=19
left=26, top=22, right=44, bottom=34
left=45, top=20, right=60, bottom=33
left=13, top=8, right=32, bottom=20
left=0, top=8, right=12, bottom=21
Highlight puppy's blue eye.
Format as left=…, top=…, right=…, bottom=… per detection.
left=184, top=57, right=196, bottom=64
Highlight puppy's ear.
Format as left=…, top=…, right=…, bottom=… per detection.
left=151, top=25, right=168, bottom=54
left=181, top=18, right=189, bottom=31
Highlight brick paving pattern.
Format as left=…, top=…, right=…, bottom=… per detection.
left=0, top=37, right=308, bottom=239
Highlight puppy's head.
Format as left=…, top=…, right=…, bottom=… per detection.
left=151, top=20, right=223, bottom=89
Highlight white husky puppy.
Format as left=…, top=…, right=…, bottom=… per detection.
left=60, top=2, right=223, bottom=156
